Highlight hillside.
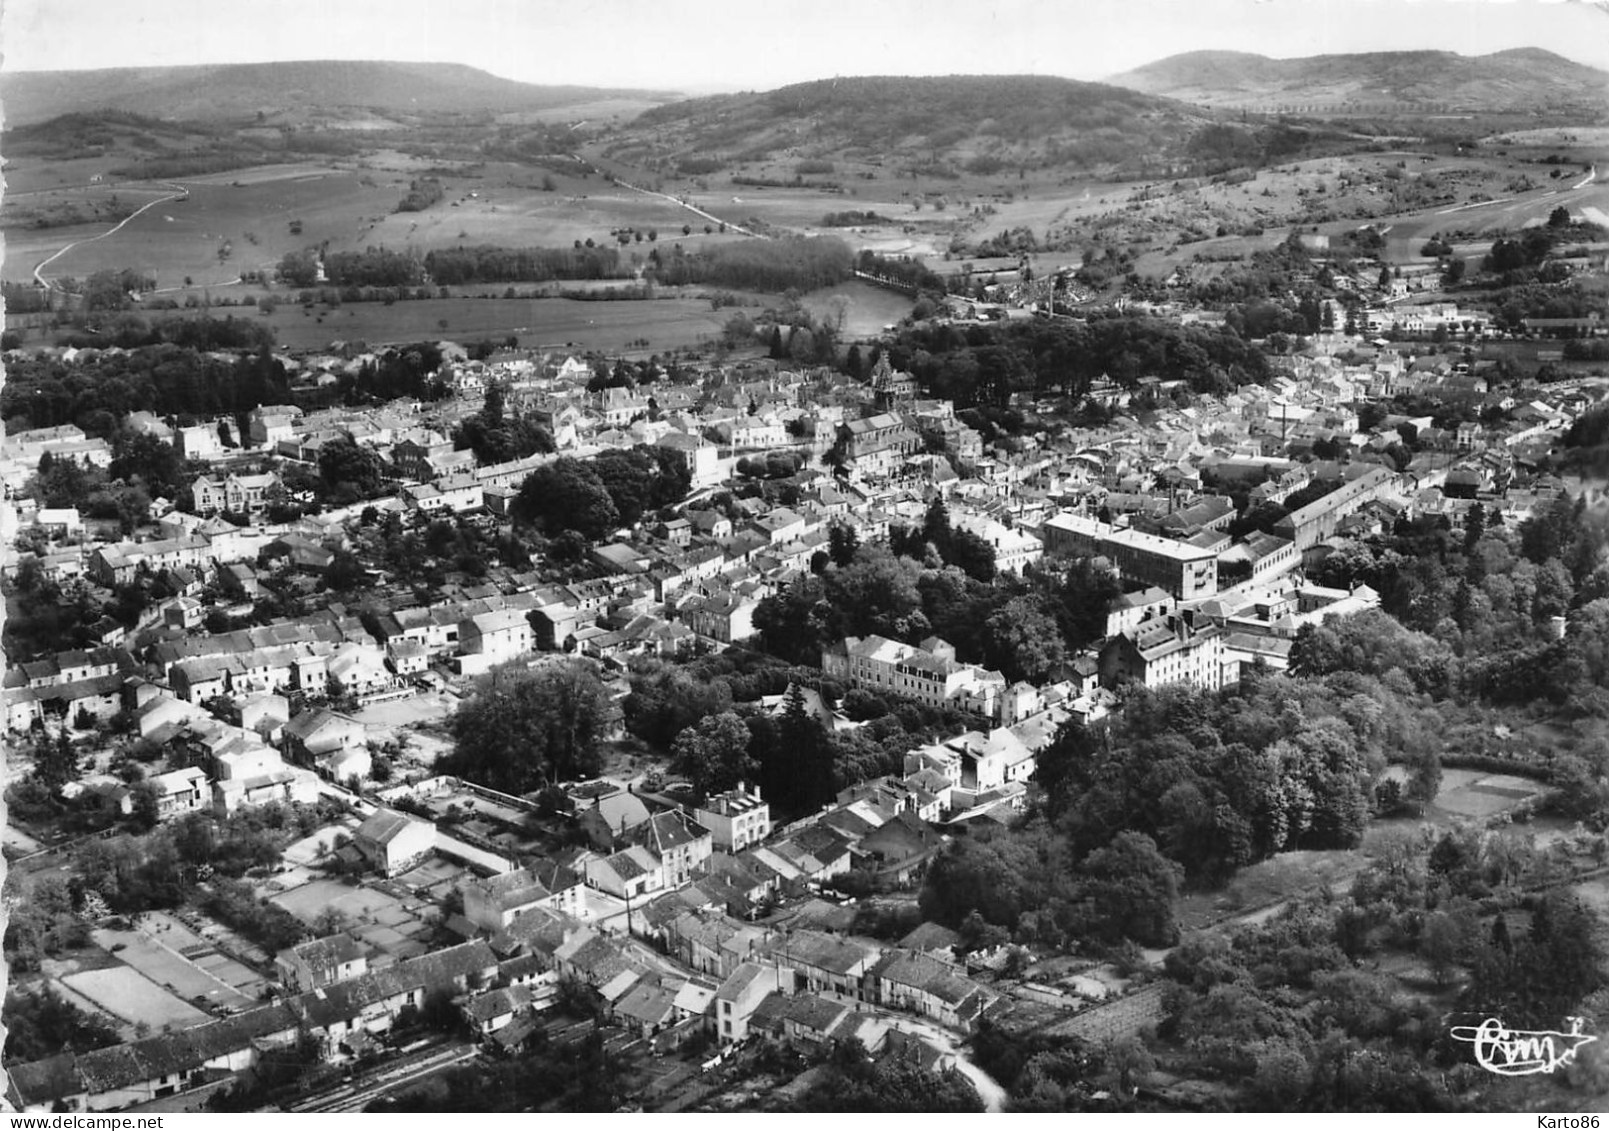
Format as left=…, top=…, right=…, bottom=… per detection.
left=0, top=61, right=675, bottom=126
left=611, top=74, right=1232, bottom=180
left=1109, top=47, right=1609, bottom=114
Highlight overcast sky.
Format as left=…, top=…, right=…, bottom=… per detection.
left=4, top=0, right=1609, bottom=92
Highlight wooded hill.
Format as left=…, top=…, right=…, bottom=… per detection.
left=0, top=61, right=675, bottom=127
left=1109, top=47, right=1609, bottom=114
left=617, top=74, right=1234, bottom=180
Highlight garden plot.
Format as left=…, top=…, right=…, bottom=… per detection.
left=269, top=876, right=437, bottom=959
left=1430, top=771, right=1547, bottom=820
left=62, top=966, right=212, bottom=1031
left=136, top=910, right=269, bottom=997
left=93, top=926, right=258, bottom=1013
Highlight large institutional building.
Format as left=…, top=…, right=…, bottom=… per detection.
left=1041, top=513, right=1219, bottom=600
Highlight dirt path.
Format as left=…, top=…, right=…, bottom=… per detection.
left=569, top=155, right=761, bottom=238
left=33, top=183, right=190, bottom=287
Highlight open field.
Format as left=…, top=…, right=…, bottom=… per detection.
left=251, top=295, right=729, bottom=352
left=800, top=280, right=916, bottom=338
left=353, top=691, right=455, bottom=732
left=61, top=965, right=213, bottom=1030
left=1175, top=849, right=1369, bottom=931
left=272, top=876, right=403, bottom=921
left=1570, top=874, right=1609, bottom=918
left=93, top=926, right=259, bottom=1012
left=1429, top=768, right=1551, bottom=821
left=4, top=158, right=735, bottom=288
left=135, top=910, right=271, bottom=996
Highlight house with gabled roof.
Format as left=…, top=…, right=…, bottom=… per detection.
left=715, top=961, right=795, bottom=1044
left=463, top=862, right=584, bottom=932
left=584, top=843, right=665, bottom=900
left=275, top=932, right=369, bottom=993
left=629, top=809, right=714, bottom=888
left=353, top=809, right=436, bottom=877
left=764, top=929, right=879, bottom=1001
left=867, top=949, right=998, bottom=1032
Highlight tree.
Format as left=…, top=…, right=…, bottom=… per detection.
left=1073, top=831, right=1182, bottom=947
left=982, top=595, right=1066, bottom=683
left=32, top=731, right=80, bottom=795
left=590, top=448, right=658, bottom=527
left=3, top=988, right=121, bottom=1065
left=443, top=660, right=610, bottom=792
left=324, top=550, right=367, bottom=593
left=670, top=710, right=755, bottom=796
left=1101, top=1035, right=1156, bottom=1100
left=109, top=432, right=185, bottom=499
left=1549, top=205, right=1571, bottom=229
left=1419, top=910, right=1461, bottom=986
left=317, top=437, right=386, bottom=504
left=513, top=457, right=619, bottom=540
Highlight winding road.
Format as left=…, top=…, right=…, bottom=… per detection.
left=31, top=182, right=190, bottom=288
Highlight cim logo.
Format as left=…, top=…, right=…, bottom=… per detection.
left=1450, top=1017, right=1598, bottom=1077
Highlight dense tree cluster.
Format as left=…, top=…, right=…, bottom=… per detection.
left=1309, top=499, right=1609, bottom=712
left=1, top=336, right=452, bottom=438
left=755, top=506, right=1112, bottom=684
left=884, top=313, right=1271, bottom=408
left=443, top=660, right=612, bottom=792
left=1152, top=831, right=1607, bottom=1111
left=423, top=244, right=627, bottom=285
left=855, top=250, right=945, bottom=294
left=648, top=235, right=853, bottom=292
left=323, top=247, right=427, bottom=288
left=920, top=821, right=1183, bottom=947
left=395, top=177, right=445, bottom=213
left=919, top=661, right=1457, bottom=952
left=1043, top=679, right=1407, bottom=885
left=82, top=267, right=157, bottom=311
left=2, top=988, right=120, bottom=1066
left=512, top=447, right=689, bottom=539
left=625, top=650, right=973, bottom=818
left=452, top=384, right=555, bottom=465
left=348, top=509, right=532, bottom=591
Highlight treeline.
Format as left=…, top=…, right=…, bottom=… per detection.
left=326, top=247, right=427, bottom=288
left=731, top=175, right=841, bottom=190
left=884, top=312, right=1273, bottom=406
left=277, top=247, right=430, bottom=288
left=648, top=235, right=853, bottom=292
left=856, top=249, right=945, bottom=293
left=823, top=210, right=888, bottom=227
left=3, top=281, right=53, bottom=314
left=3, top=340, right=286, bottom=431
left=2, top=336, right=448, bottom=434
left=422, top=244, right=627, bottom=285
left=1476, top=281, right=1605, bottom=331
